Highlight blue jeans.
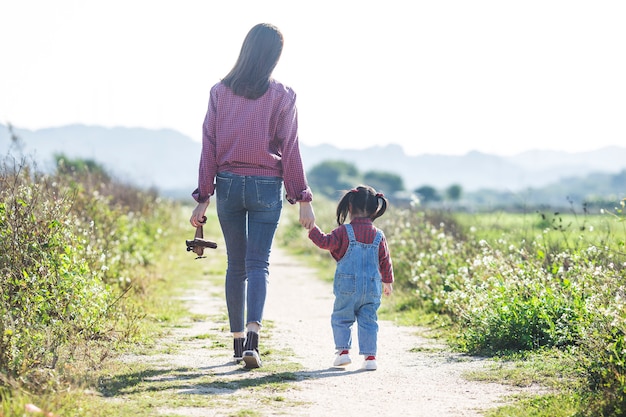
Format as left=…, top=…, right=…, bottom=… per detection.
left=331, top=224, right=383, bottom=356
left=215, top=171, right=283, bottom=333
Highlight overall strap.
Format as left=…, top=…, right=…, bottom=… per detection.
left=344, top=224, right=356, bottom=242
left=372, top=229, right=383, bottom=247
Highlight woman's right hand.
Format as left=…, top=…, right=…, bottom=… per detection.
left=190, top=201, right=210, bottom=227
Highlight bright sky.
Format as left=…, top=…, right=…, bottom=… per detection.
left=1, top=1, right=625, bottom=156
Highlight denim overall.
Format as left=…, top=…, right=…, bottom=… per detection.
left=331, top=223, right=383, bottom=356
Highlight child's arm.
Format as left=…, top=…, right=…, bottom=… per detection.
left=379, top=234, right=394, bottom=296
left=308, top=224, right=344, bottom=252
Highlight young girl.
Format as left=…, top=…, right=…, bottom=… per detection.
left=306, top=185, right=393, bottom=370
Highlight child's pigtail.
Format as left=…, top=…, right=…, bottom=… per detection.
left=371, top=192, right=388, bottom=220
left=336, top=191, right=353, bottom=225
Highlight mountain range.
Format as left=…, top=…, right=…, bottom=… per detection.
left=1, top=123, right=625, bottom=200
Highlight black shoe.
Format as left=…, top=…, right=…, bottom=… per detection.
left=242, top=331, right=261, bottom=369
left=233, top=338, right=245, bottom=364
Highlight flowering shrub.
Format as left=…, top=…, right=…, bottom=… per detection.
left=447, top=242, right=594, bottom=353
left=378, top=209, right=476, bottom=315
left=380, top=204, right=626, bottom=414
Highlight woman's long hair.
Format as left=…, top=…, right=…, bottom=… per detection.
left=221, top=23, right=284, bottom=99
left=336, top=185, right=388, bottom=225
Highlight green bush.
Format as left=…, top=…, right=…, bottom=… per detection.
left=448, top=244, right=593, bottom=353
left=1, top=155, right=175, bottom=391
left=0, top=164, right=111, bottom=387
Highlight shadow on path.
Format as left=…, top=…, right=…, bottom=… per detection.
left=100, top=361, right=372, bottom=398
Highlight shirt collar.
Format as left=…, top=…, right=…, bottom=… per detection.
left=350, top=217, right=373, bottom=225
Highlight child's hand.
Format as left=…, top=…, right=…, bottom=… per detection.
left=383, top=282, right=393, bottom=296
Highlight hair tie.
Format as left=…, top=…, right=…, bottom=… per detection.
left=376, top=193, right=384, bottom=198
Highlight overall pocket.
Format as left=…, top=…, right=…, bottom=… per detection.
left=369, top=276, right=383, bottom=298
left=334, top=273, right=356, bottom=296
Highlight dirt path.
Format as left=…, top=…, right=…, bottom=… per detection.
left=116, top=246, right=541, bottom=416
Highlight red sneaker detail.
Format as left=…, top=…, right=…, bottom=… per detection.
left=365, top=356, right=376, bottom=361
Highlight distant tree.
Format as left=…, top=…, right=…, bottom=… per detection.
left=54, top=153, right=110, bottom=180
left=363, top=170, right=405, bottom=195
left=414, top=185, right=441, bottom=204
left=610, top=169, right=626, bottom=189
left=445, top=184, right=462, bottom=202
left=307, top=160, right=360, bottom=198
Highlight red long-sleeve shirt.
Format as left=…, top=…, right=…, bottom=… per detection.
left=193, top=80, right=312, bottom=204
left=308, top=217, right=394, bottom=284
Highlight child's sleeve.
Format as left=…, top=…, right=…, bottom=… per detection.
left=308, top=225, right=345, bottom=261
left=379, top=235, right=394, bottom=284
left=308, top=225, right=337, bottom=250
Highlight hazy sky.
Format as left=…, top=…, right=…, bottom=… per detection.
left=1, top=1, right=624, bottom=156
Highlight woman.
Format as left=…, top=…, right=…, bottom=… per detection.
left=190, top=23, right=315, bottom=369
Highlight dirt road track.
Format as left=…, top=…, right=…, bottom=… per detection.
left=119, top=246, right=541, bottom=416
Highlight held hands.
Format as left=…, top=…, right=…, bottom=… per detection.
left=190, top=201, right=210, bottom=227
left=299, top=202, right=315, bottom=230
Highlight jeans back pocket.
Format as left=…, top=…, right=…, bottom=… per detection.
left=254, top=178, right=283, bottom=209
left=215, top=175, right=232, bottom=201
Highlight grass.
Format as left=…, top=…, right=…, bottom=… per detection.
left=463, top=349, right=582, bottom=390
left=454, top=209, right=625, bottom=250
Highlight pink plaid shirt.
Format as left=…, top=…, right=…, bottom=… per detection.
left=308, top=217, right=394, bottom=283
left=193, top=80, right=312, bottom=204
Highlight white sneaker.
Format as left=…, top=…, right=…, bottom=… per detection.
left=362, top=358, right=377, bottom=371
left=333, top=350, right=351, bottom=367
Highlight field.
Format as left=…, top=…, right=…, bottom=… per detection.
left=2, top=154, right=626, bottom=416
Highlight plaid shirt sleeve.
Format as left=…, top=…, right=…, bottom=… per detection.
left=193, top=85, right=219, bottom=203
left=308, top=225, right=348, bottom=261
left=277, top=92, right=312, bottom=204
left=378, top=233, right=394, bottom=284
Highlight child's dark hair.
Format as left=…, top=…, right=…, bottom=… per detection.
left=336, top=185, right=388, bottom=225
